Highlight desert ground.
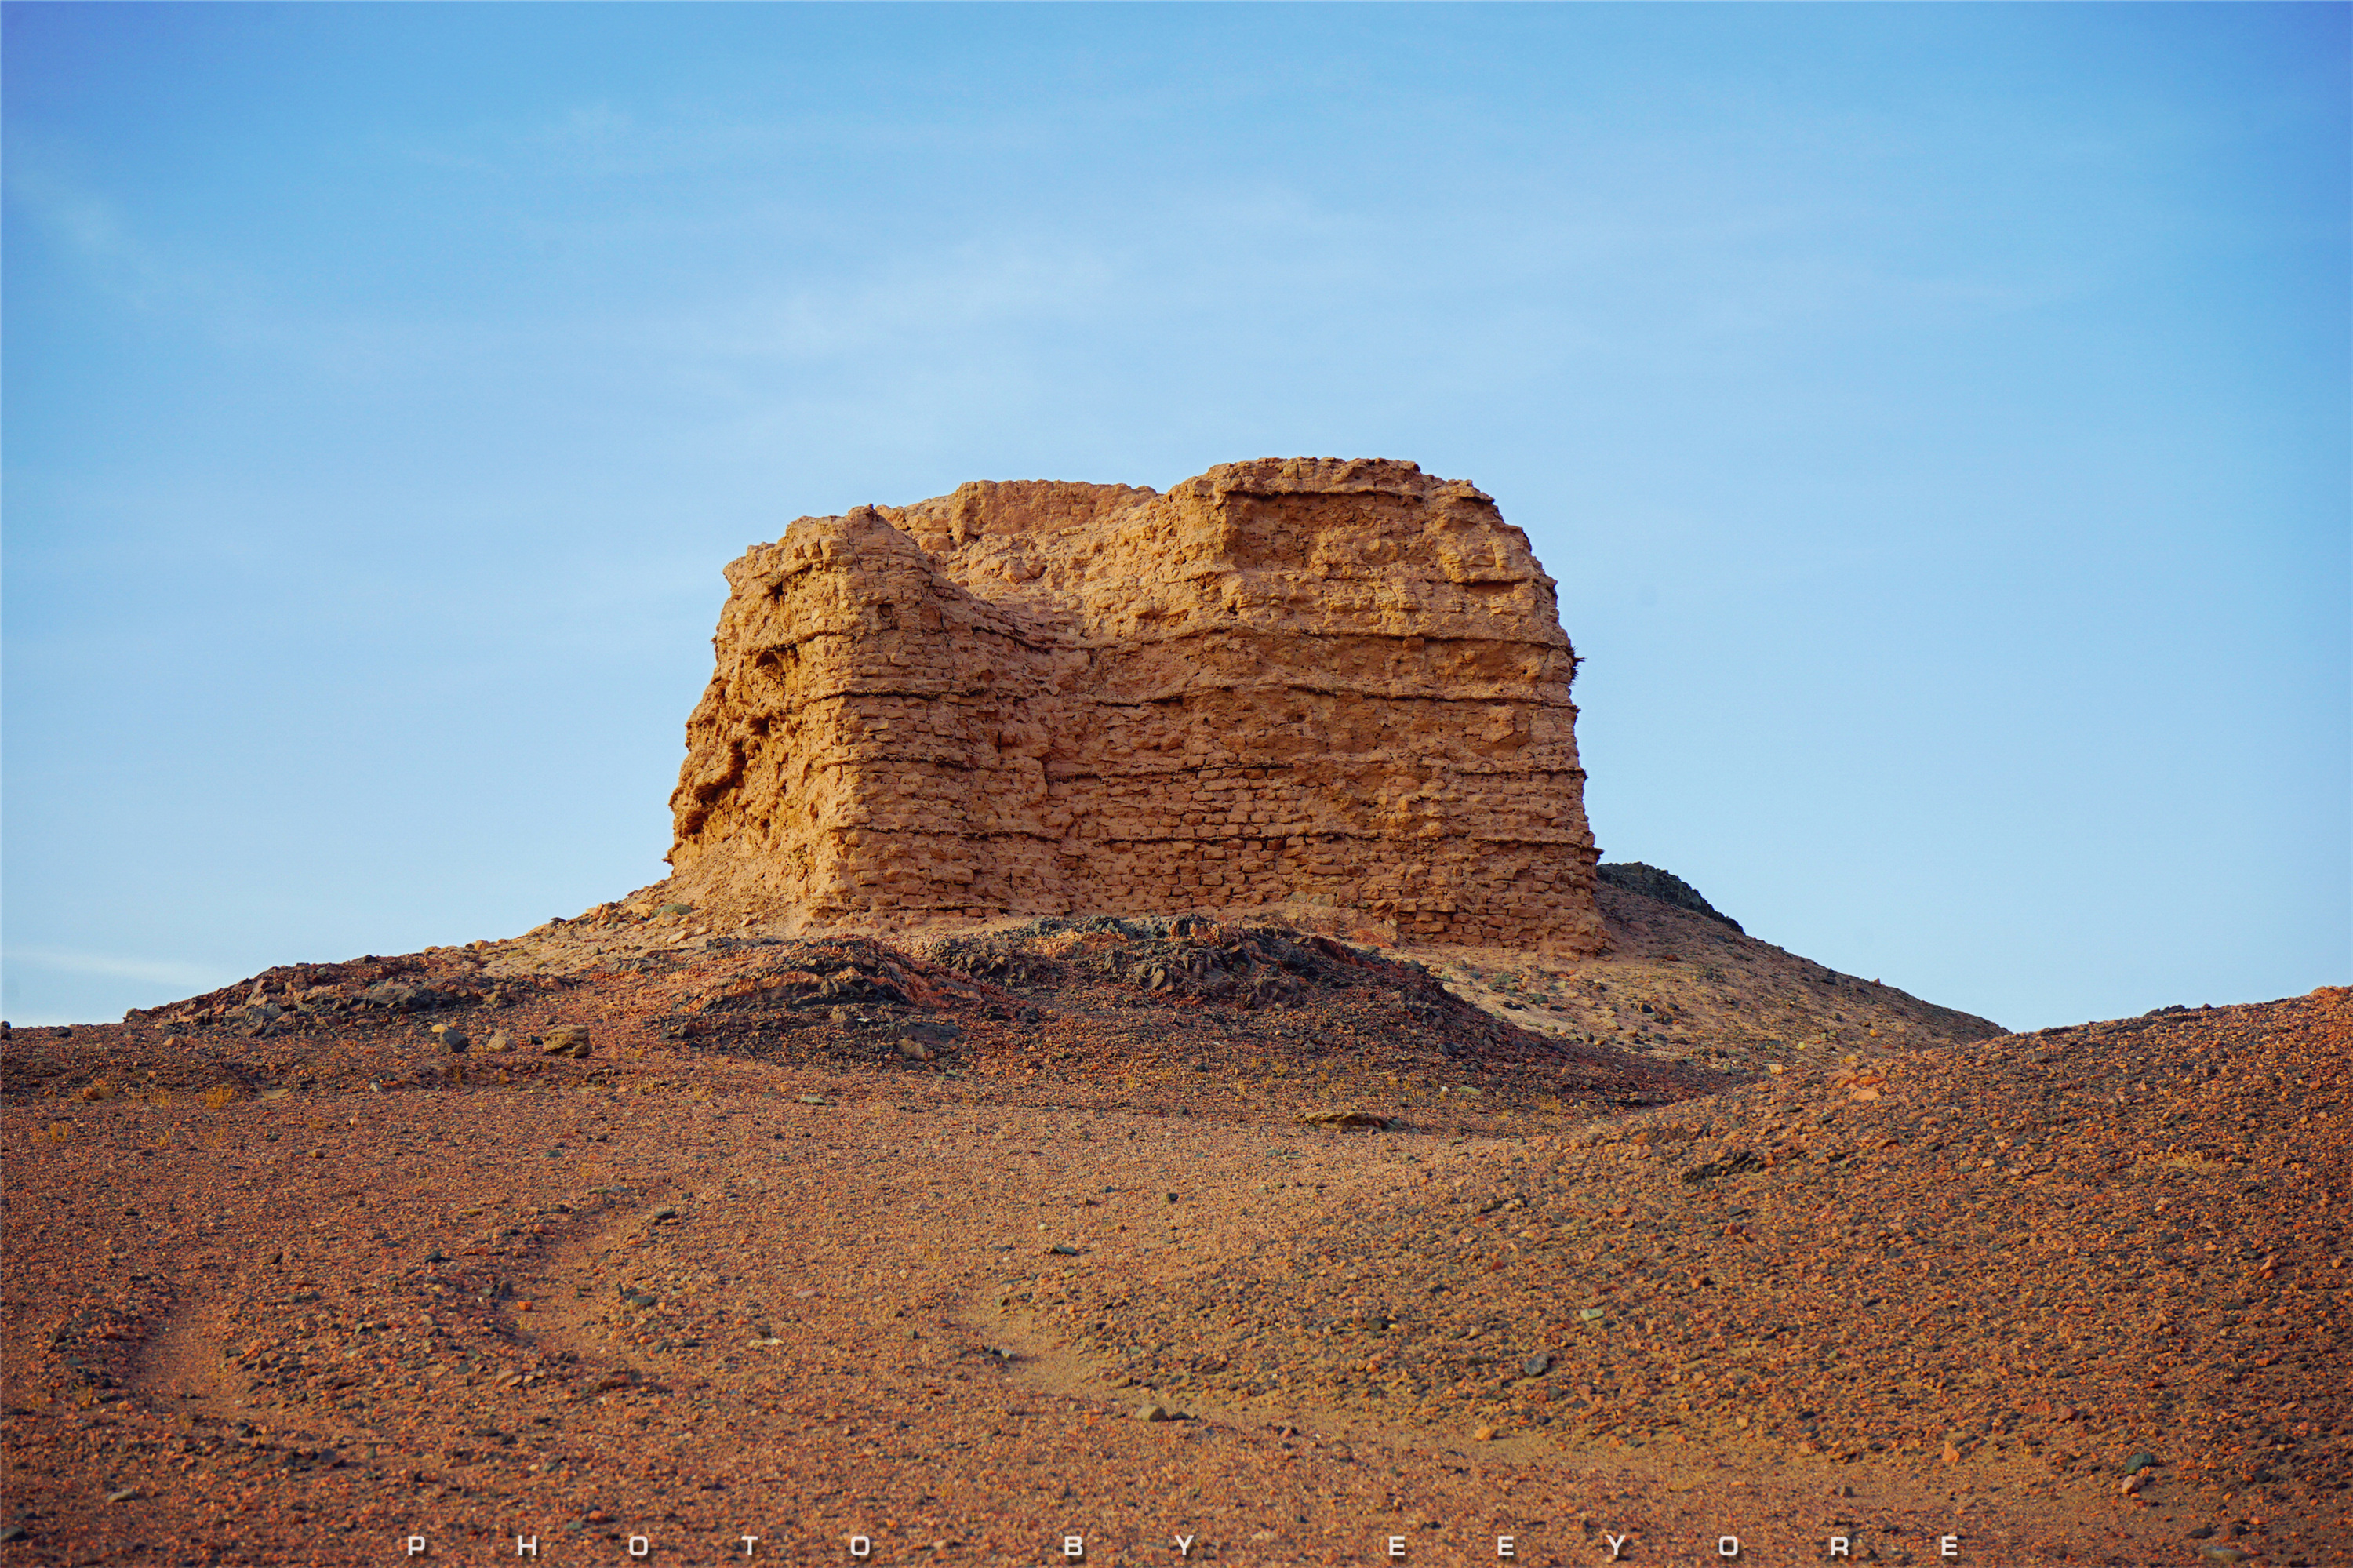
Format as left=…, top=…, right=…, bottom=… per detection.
left=4, top=881, right=2345, bottom=1566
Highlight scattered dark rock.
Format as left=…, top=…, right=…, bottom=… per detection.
left=1296, top=1109, right=1392, bottom=1130
left=1680, top=1149, right=1765, bottom=1184
left=1597, top=862, right=1743, bottom=933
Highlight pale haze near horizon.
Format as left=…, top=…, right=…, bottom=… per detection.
left=5, top=4, right=2347, bottom=1031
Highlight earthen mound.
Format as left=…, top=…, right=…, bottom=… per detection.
left=658, top=458, right=1604, bottom=953
left=1040, top=985, right=2353, bottom=1550
left=1597, top=860, right=1743, bottom=932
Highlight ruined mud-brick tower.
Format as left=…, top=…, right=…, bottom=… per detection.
left=659, top=457, right=1606, bottom=952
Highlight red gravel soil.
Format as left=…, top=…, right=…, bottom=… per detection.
left=2, top=897, right=2344, bottom=1566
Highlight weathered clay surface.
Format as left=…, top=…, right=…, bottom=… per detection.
left=661, top=458, right=1605, bottom=951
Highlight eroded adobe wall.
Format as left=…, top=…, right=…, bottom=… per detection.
left=660, top=458, right=1604, bottom=952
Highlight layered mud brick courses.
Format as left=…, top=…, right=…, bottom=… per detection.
left=664, top=458, right=1607, bottom=951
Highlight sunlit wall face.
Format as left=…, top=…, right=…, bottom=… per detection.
left=4, top=3, right=2345, bottom=1029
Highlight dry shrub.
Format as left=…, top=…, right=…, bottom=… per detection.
left=202, top=1085, right=235, bottom=1111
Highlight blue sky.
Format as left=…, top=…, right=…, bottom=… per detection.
left=5, top=2, right=2346, bottom=1031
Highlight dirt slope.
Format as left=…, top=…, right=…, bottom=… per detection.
left=1038, top=991, right=2351, bottom=1533
left=2, top=900, right=2339, bottom=1566
left=1410, top=879, right=2005, bottom=1078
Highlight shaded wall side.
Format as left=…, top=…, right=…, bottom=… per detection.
left=665, top=510, right=1081, bottom=922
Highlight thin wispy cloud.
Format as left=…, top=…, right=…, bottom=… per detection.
left=5, top=159, right=188, bottom=315
left=5, top=947, right=231, bottom=992
left=7, top=157, right=439, bottom=374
